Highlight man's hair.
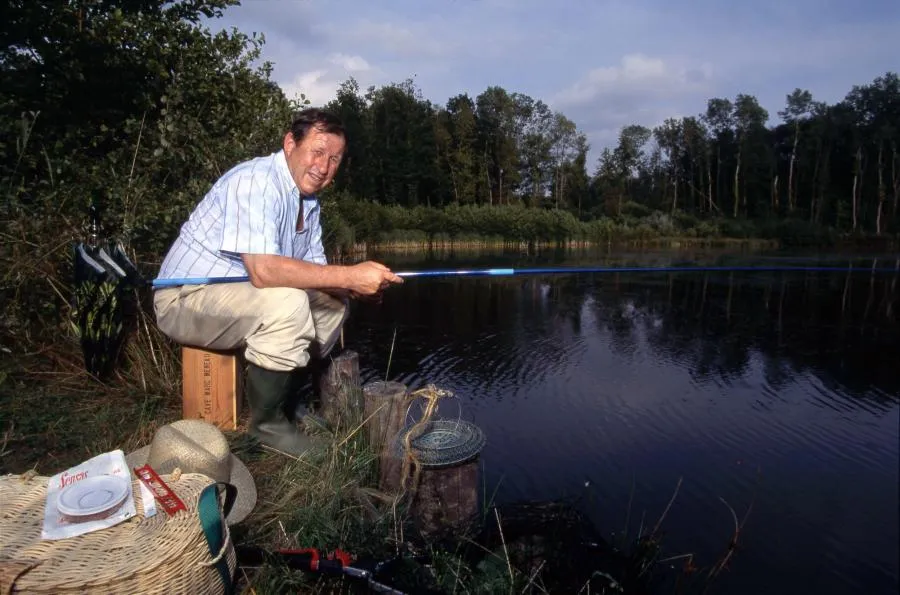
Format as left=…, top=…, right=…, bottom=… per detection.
left=289, top=108, right=346, bottom=145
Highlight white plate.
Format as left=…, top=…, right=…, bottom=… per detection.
left=57, top=475, right=130, bottom=517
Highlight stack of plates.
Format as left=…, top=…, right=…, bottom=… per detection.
left=57, top=475, right=131, bottom=519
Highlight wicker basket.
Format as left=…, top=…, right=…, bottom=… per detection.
left=0, top=472, right=236, bottom=594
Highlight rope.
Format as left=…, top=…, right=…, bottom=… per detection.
left=397, top=384, right=454, bottom=499
left=199, top=522, right=232, bottom=567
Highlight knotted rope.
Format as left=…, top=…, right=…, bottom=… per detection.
left=397, top=384, right=454, bottom=499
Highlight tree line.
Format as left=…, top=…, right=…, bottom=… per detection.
left=326, top=73, right=900, bottom=236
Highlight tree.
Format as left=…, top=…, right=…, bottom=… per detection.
left=682, top=116, right=713, bottom=213
left=593, top=147, right=625, bottom=217
left=848, top=73, right=900, bottom=234
left=654, top=118, right=684, bottom=213
left=475, top=87, right=519, bottom=205
left=550, top=113, right=579, bottom=210
left=0, top=0, right=297, bottom=253
left=703, top=98, right=734, bottom=214
left=732, top=94, right=769, bottom=217
left=565, top=134, right=592, bottom=217
left=614, top=125, right=652, bottom=210
left=778, top=89, right=815, bottom=214
left=445, top=94, right=479, bottom=203
left=327, top=78, right=372, bottom=199
left=517, top=98, right=554, bottom=205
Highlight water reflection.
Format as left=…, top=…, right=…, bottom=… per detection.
left=343, top=248, right=899, bottom=595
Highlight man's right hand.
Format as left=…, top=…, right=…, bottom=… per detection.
left=347, top=261, right=404, bottom=295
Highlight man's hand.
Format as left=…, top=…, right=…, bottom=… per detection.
left=346, top=261, right=403, bottom=295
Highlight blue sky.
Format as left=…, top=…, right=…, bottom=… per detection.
left=209, top=0, right=898, bottom=167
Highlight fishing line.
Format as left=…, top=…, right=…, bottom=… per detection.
left=150, top=264, right=900, bottom=287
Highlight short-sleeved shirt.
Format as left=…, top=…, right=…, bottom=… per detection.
left=155, top=150, right=326, bottom=283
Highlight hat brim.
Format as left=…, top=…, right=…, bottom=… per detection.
left=125, top=447, right=257, bottom=525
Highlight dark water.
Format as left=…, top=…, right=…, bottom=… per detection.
left=341, top=247, right=899, bottom=595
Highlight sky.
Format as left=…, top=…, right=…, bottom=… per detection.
left=207, top=0, right=899, bottom=167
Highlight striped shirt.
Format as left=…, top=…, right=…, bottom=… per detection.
left=155, top=150, right=326, bottom=284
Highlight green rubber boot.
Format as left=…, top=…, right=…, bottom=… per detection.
left=246, top=363, right=315, bottom=457
left=285, top=358, right=330, bottom=431
left=282, top=367, right=310, bottom=422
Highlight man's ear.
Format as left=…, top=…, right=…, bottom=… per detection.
left=283, top=132, right=296, bottom=154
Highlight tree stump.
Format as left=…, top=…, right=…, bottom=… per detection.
left=362, top=380, right=408, bottom=492
left=412, top=460, right=480, bottom=537
left=319, top=350, right=362, bottom=428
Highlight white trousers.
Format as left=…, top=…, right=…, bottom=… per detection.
left=153, top=282, right=348, bottom=372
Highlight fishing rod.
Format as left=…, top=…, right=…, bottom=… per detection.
left=150, top=264, right=899, bottom=288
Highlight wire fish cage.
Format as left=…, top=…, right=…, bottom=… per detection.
left=391, top=419, right=486, bottom=469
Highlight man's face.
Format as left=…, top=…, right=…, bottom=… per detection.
left=283, top=126, right=346, bottom=196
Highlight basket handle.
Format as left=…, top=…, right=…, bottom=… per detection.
left=218, top=482, right=237, bottom=519
left=197, top=483, right=235, bottom=594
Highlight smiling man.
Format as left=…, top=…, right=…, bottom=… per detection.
left=153, top=108, right=403, bottom=456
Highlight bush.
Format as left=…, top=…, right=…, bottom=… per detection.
left=756, top=218, right=838, bottom=247
left=645, top=211, right=677, bottom=236
left=718, top=218, right=757, bottom=239
left=621, top=200, right=652, bottom=218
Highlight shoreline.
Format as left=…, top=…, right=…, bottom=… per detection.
left=332, top=236, right=781, bottom=260
left=329, top=234, right=899, bottom=262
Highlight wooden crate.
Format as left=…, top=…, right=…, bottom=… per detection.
left=181, top=346, right=243, bottom=431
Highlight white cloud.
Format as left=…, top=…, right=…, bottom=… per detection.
left=279, top=53, right=383, bottom=106
left=280, top=69, right=332, bottom=105
left=319, top=20, right=454, bottom=59
left=552, top=54, right=713, bottom=108
left=548, top=54, right=716, bottom=162
left=329, top=53, right=372, bottom=73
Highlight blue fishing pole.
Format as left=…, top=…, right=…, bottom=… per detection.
left=150, top=264, right=899, bottom=287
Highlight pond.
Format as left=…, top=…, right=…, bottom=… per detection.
left=341, top=246, right=899, bottom=595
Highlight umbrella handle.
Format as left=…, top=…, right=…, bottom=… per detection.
left=88, top=200, right=101, bottom=247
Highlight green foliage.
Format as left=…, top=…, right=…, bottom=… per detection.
left=1, top=0, right=299, bottom=345
left=1, top=0, right=297, bottom=242
left=328, top=200, right=762, bottom=248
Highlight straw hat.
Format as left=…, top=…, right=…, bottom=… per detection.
left=126, top=419, right=257, bottom=525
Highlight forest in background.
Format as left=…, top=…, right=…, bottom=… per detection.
left=327, top=73, right=900, bottom=238
left=3, top=0, right=899, bottom=272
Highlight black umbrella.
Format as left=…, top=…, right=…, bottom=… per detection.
left=71, top=202, right=144, bottom=380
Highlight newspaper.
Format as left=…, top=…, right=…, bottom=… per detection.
left=41, top=449, right=156, bottom=541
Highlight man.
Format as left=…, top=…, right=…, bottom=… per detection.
left=153, top=108, right=403, bottom=456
